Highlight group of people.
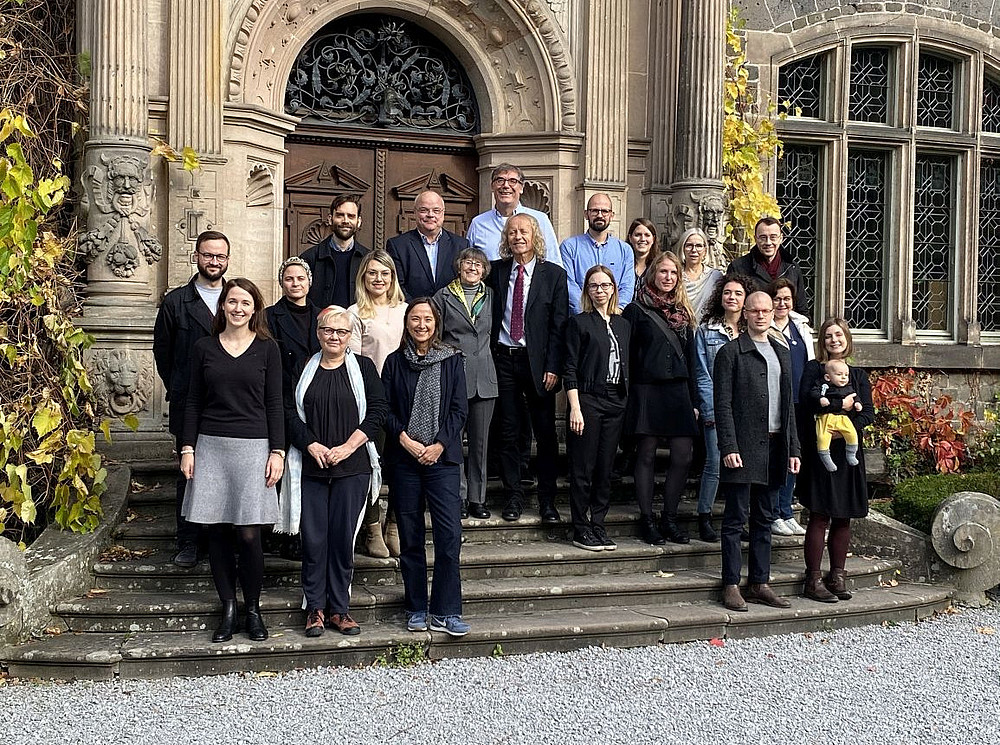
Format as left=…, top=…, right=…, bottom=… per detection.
left=152, top=161, right=873, bottom=644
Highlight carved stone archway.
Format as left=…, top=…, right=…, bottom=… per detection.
left=226, top=0, right=577, bottom=134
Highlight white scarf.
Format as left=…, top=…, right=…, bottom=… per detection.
left=275, top=349, right=382, bottom=535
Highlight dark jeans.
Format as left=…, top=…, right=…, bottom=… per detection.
left=567, top=388, right=626, bottom=534
left=393, top=457, right=463, bottom=617
left=494, top=349, right=558, bottom=504
left=720, top=439, right=781, bottom=585
left=300, top=473, right=369, bottom=613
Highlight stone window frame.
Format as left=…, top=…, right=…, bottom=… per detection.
left=768, top=32, right=999, bottom=356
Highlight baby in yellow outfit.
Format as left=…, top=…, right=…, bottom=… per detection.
left=809, top=359, right=862, bottom=472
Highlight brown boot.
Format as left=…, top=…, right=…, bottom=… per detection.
left=722, top=584, right=748, bottom=612
left=804, top=570, right=838, bottom=603
left=384, top=519, right=401, bottom=558
left=364, top=522, right=390, bottom=558
left=745, top=582, right=792, bottom=608
left=825, top=568, right=852, bottom=600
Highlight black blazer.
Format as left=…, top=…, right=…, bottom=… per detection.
left=487, top=258, right=569, bottom=396
left=152, top=275, right=216, bottom=436
left=266, top=297, right=321, bottom=391
left=564, top=311, right=631, bottom=394
left=386, top=229, right=468, bottom=300
left=381, top=350, right=469, bottom=465
left=622, top=302, right=694, bottom=385
left=299, top=237, right=369, bottom=308
left=728, top=247, right=811, bottom=319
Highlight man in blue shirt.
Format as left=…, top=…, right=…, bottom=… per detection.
left=466, top=163, right=562, bottom=267
left=559, top=193, right=635, bottom=315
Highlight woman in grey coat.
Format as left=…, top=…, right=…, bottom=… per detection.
left=432, top=247, right=498, bottom=519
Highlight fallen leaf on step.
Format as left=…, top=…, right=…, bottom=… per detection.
left=879, top=578, right=898, bottom=588
left=84, top=588, right=109, bottom=598
left=944, top=606, right=961, bottom=615
left=976, top=626, right=996, bottom=635
left=654, top=571, right=675, bottom=578
left=43, top=627, right=63, bottom=636
left=708, top=638, right=724, bottom=647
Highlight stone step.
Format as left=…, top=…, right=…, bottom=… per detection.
left=56, top=557, right=901, bottom=633
left=3, top=583, right=952, bottom=680
left=92, top=535, right=808, bottom=592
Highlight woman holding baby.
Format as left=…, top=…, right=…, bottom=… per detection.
left=797, top=318, right=873, bottom=604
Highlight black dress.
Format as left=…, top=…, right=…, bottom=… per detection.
left=797, top=360, right=873, bottom=518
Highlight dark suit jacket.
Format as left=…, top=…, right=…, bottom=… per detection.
left=299, top=237, right=369, bottom=308
left=727, top=247, right=811, bottom=319
left=152, top=275, right=216, bottom=436
left=387, top=229, right=467, bottom=300
left=564, top=311, right=631, bottom=394
left=487, top=258, right=569, bottom=397
left=265, top=297, right=321, bottom=394
left=713, top=333, right=801, bottom=486
left=381, top=350, right=469, bottom=465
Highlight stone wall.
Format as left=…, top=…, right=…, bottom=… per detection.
left=735, top=0, right=1000, bottom=32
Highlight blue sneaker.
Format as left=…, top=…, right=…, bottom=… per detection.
left=429, top=614, right=471, bottom=637
left=406, top=610, right=428, bottom=632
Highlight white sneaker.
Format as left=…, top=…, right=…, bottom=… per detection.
left=771, top=518, right=793, bottom=536
left=784, top=517, right=807, bottom=535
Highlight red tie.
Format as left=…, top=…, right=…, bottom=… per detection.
left=511, top=264, right=525, bottom=343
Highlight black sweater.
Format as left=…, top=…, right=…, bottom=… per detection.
left=182, top=336, right=285, bottom=449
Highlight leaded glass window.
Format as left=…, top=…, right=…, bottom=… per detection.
left=284, top=15, right=480, bottom=134
left=984, top=77, right=1000, bottom=133
left=912, top=155, right=955, bottom=332
left=849, top=47, right=890, bottom=123
left=778, top=56, right=823, bottom=118
left=775, top=145, right=820, bottom=320
left=979, top=159, right=1000, bottom=332
left=845, top=150, right=889, bottom=332
left=917, top=54, right=954, bottom=129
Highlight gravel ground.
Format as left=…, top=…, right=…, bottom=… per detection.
left=2, top=601, right=999, bottom=745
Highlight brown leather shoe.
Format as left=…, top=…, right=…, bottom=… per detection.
left=745, top=582, right=792, bottom=608
left=304, top=608, right=325, bottom=638
left=824, top=568, right=853, bottom=600
left=804, top=571, right=838, bottom=603
left=722, top=584, right=748, bottom=612
left=327, top=611, right=362, bottom=636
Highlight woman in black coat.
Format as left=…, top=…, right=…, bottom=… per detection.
left=798, top=318, right=874, bottom=603
left=565, top=265, right=631, bottom=551
left=622, top=251, right=699, bottom=545
left=382, top=298, right=470, bottom=637
left=266, top=257, right=321, bottom=389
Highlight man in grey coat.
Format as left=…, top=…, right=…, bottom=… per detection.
left=713, top=291, right=801, bottom=612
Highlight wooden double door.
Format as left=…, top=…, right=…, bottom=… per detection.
left=284, top=130, right=481, bottom=256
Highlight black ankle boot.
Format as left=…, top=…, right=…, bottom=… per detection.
left=245, top=599, right=268, bottom=641
left=661, top=517, right=690, bottom=544
left=698, top=513, right=719, bottom=542
left=639, top=515, right=666, bottom=546
left=212, top=600, right=239, bottom=643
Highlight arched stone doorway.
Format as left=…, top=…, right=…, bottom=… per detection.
left=282, top=14, right=481, bottom=255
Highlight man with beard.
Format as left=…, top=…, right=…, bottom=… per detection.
left=299, top=194, right=369, bottom=308
left=387, top=190, right=468, bottom=299
left=467, top=163, right=562, bottom=268
left=152, top=230, right=231, bottom=568
left=727, top=215, right=811, bottom=320
left=559, top=193, right=635, bottom=314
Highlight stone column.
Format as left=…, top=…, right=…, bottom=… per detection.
left=80, top=0, right=161, bottom=306
left=582, top=0, right=629, bottom=234
left=669, top=0, right=728, bottom=266
left=646, top=0, right=681, bottom=234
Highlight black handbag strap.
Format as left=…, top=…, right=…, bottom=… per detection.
left=636, top=303, right=687, bottom=364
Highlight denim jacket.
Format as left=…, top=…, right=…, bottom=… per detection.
left=694, top=320, right=735, bottom=424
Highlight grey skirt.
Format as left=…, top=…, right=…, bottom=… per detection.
left=182, top=435, right=279, bottom=525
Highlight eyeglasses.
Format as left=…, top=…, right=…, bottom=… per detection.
left=745, top=308, right=774, bottom=315
left=773, top=296, right=793, bottom=305
left=461, top=259, right=484, bottom=269
left=492, top=176, right=523, bottom=187
left=318, top=327, right=351, bottom=338
left=416, top=207, right=444, bottom=216
left=197, top=250, right=229, bottom=263
left=587, top=282, right=614, bottom=291
left=587, top=208, right=613, bottom=216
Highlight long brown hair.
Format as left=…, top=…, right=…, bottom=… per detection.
left=580, top=264, right=620, bottom=315
left=211, top=277, right=273, bottom=340
left=643, top=251, right=697, bottom=328
left=399, top=297, right=445, bottom=350
left=817, top=317, right=854, bottom=362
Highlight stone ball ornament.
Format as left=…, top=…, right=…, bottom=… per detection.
left=931, top=491, right=1000, bottom=605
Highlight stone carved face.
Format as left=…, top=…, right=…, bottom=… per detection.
left=698, top=193, right=727, bottom=241
left=106, top=157, right=146, bottom=216
left=91, top=349, right=152, bottom=417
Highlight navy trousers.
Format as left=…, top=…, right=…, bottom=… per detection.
left=393, top=457, right=463, bottom=617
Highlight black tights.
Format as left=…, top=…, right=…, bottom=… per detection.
left=804, top=513, right=852, bottom=572
left=206, top=524, right=264, bottom=604
left=634, top=435, right=694, bottom=519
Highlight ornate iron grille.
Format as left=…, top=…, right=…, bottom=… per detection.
left=849, top=47, right=890, bottom=123
left=845, top=150, right=888, bottom=331
left=775, top=144, right=820, bottom=320
left=778, top=55, right=823, bottom=118
left=979, top=158, right=1000, bottom=332
left=983, top=77, right=1000, bottom=133
left=917, top=54, right=954, bottom=129
left=285, top=16, right=480, bottom=134
left=912, top=155, right=954, bottom=332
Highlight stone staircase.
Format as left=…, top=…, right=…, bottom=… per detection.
left=1, top=460, right=952, bottom=680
